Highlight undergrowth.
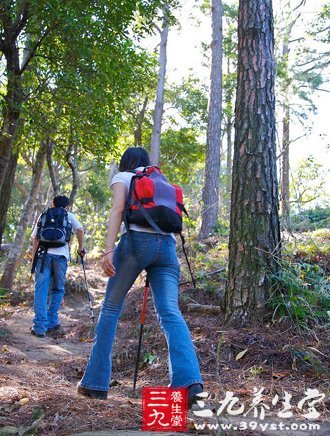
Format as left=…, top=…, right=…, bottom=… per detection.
left=270, top=260, right=330, bottom=329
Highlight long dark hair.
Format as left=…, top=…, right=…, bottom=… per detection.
left=119, top=147, right=150, bottom=172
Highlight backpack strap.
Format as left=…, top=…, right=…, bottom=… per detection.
left=31, top=242, right=40, bottom=274
left=39, top=248, right=48, bottom=273
left=31, top=245, right=48, bottom=274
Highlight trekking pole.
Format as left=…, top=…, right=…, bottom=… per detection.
left=80, top=255, right=95, bottom=323
left=133, top=276, right=149, bottom=391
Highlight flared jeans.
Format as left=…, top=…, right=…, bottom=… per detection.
left=80, top=231, right=202, bottom=391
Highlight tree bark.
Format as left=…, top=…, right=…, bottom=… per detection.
left=46, top=138, right=60, bottom=196
left=108, top=160, right=118, bottom=186
left=150, top=6, right=169, bottom=166
left=66, top=139, right=79, bottom=206
left=280, top=11, right=292, bottom=230
left=224, top=58, right=234, bottom=219
left=226, top=0, right=281, bottom=325
left=281, top=104, right=290, bottom=228
left=134, top=96, right=148, bottom=147
left=0, top=2, right=30, bottom=192
left=199, top=0, right=223, bottom=239
left=0, top=152, right=18, bottom=246
left=0, top=40, right=23, bottom=193
left=225, top=114, right=233, bottom=218
left=0, top=142, right=47, bottom=290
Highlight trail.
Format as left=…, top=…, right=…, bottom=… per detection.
left=0, top=261, right=329, bottom=435
left=5, top=306, right=93, bottom=362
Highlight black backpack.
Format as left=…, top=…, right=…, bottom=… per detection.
left=36, top=207, right=72, bottom=248
left=31, top=207, right=72, bottom=273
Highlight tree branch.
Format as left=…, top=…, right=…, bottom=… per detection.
left=0, top=1, right=12, bottom=31
left=12, top=0, right=30, bottom=40
left=296, top=54, right=326, bottom=68
left=315, top=88, right=330, bottom=93
left=293, top=0, right=306, bottom=12
left=302, top=59, right=330, bottom=74
left=20, top=25, right=56, bottom=74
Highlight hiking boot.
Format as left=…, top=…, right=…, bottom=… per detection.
left=47, top=326, right=66, bottom=338
left=46, top=324, right=61, bottom=333
left=188, top=383, right=203, bottom=409
left=77, top=382, right=108, bottom=400
left=30, top=328, right=45, bottom=338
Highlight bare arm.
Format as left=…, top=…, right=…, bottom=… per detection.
left=31, top=236, right=39, bottom=260
left=102, top=183, right=126, bottom=277
left=76, top=228, right=84, bottom=252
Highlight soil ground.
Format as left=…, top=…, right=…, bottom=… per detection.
left=0, top=260, right=329, bottom=435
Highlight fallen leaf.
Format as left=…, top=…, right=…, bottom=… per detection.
left=16, top=397, right=29, bottom=406
left=236, top=349, right=248, bottom=361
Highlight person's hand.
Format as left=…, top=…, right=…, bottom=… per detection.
left=102, top=252, right=116, bottom=277
left=77, top=248, right=86, bottom=258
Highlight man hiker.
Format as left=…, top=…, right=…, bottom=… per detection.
left=30, top=195, right=85, bottom=337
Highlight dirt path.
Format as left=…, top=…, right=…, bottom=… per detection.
left=5, top=306, right=92, bottom=362
left=0, top=264, right=329, bottom=435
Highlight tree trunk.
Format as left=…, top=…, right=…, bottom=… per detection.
left=108, top=160, right=118, bottom=186
left=0, top=32, right=33, bottom=235
left=0, top=43, right=22, bottom=193
left=225, top=0, right=281, bottom=325
left=225, top=115, right=233, bottom=218
left=280, top=20, right=291, bottom=229
left=150, top=6, right=169, bottom=166
left=199, top=0, right=223, bottom=239
left=0, top=152, right=18, bottom=246
left=134, top=96, right=148, bottom=147
left=224, top=57, right=234, bottom=219
left=0, top=142, right=47, bottom=290
left=281, top=104, right=290, bottom=228
left=47, top=138, right=60, bottom=196
left=66, top=139, right=79, bottom=207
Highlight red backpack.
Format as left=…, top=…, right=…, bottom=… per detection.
left=123, top=166, right=196, bottom=287
left=124, top=166, right=184, bottom=234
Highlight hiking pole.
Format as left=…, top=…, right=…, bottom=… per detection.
left=133, top=276, right=149, bottom=391
left=80, top=255, right=95, bottom=323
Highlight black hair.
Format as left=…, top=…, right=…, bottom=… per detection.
left=119, top=147, right=150, bottom=172
left=53, top=195, right=70, bottom=208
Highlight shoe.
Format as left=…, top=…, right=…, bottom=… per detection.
left=77, top=383, right=108, bottom=400
left=47, top=324, right=61, bottom=333
left=30, top=328, right=45, bottom=338
left=188, top=383, right=203, bottom=409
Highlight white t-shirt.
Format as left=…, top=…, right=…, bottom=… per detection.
left=31, top=210, right=83, bottom=261
left=111, top=167, right=173, bottom=237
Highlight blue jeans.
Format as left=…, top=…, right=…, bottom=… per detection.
left=80, top=231, right=202, bottom=391
left=33, top=254, right=68, bottom=334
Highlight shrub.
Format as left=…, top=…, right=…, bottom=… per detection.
left=290, top=207, right=330, bottom=232
left=270, top=261, right=330, bottom=329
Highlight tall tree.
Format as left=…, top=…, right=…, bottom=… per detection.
left=0, top=141, right=47, bottom=290
left=150, top=3, right=170, bottom=166
left=276, top=0, right=330, bottom=228
left=222, top=3, right=238, bottom=218
left=0, top=0, right=162, bottom=243
left=0, top=151, right=17, bottom=246
left=226, top=0, right=281, bottom=325
left=199, top=0, right=223, bottom=239
left=277, top=0, right=305, bottom=228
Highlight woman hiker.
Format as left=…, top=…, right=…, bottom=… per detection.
left=77, top=147, right=203, bottom=407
